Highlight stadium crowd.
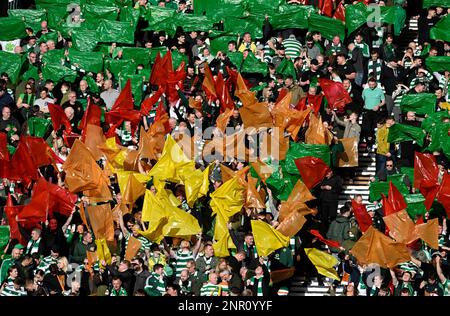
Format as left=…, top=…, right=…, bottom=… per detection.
left=0, top=0, right=450, bottom=297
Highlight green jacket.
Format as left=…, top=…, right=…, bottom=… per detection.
left=326, top=215, right=351, bottom=252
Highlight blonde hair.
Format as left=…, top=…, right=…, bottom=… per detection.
left=57, top=257, right=69, bottom=273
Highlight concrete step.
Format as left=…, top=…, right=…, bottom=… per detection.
left=342, top=185, right=369, bottom=190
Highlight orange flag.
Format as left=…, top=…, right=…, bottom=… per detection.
left=215, top=108, right=234, bottom=133
left=337, top=137, right=358, bottom=167
left=122, top=174, right=146, bottom=205
left=259, top=127, right=290, bottom=161
left=350, top=226, right=410, bottom=268
left=138, top=124, right=165, bottom=161
left=278, top=180, right=315, bottom=223
left=270, top=267, right=296, bottom=284
left=276, top=211, right=307, bottom=237
left=246, top=175, right=266, bottom=209
left=188, top=96, right=203, bottom=111
left=124, top=236, right=142, bottom=261
left=305, top=114, right=328, bottom=145
left=83, top=124, right=106, bottom=161
left=383, top=209, right=416, bottom=244
left=86, top=203, right=115, bottom=242
left=62, top=140, right=104, bottom=192
left=272, top=93, right=311, bottom=140
left=78, top=203, right=89, bottom=228
left=202, top=62, right=217, bottom=99
left=414, top=218, right=439, bottom=250
left=111, top=203, right=129, bottom=222
left=220, top=164, right=249, bottom=186
left=250, top=159, right=273, bottom=184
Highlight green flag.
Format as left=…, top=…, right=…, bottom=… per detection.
left=400, top=93, right=436, bottom=116
left=8, top=9, right=47, bottom=32
left=369, top=174, right=410, bottom=202
left=426, top=56, right=450, bottom=73
left=82, top=4, right=119, bottom=21
left=421, top=111, right=450, bottom=132
left=42, top=63, right=77, bottom=83
left=150, top=47, right=168, bottom=63
left=285, top=142, right=331, bottom=175
left=120, top=74, right=143, bottom=104
left=121, top=47, right=152, bottom=67
left=227, top=51, right=244, bottom=70
left=0, top=51, right=22, bottom=84
left=308, top=13, right=345, bottom=41
left=276, top=58, right=297, bottom=79
left=21, top=65, right=39, bottom=82
left=71, top=28, right=98, bottom=52
left=241, top=52, right=267, bottom=75
left=0, top=226, right=10, bottom=256
left=271, top=5, right=313, bottom=30
left=174, top=14, right=214, bottom=33
left=426, top=122, right=450, bottom=160
left=68, top=49, right=104, bottom=73
left=119, top=6, right=141, bottom=27
left=28, top=117, right=51, bottom=137
left=209, top=31, right=237, bottom=55
left=0, top=17, right=26, bottom=41
left=171, top=50, right=189, bottom=70
left=223, top=15, right=264, bottom=39
left=266, top=160, right=300, bottom=201
left=400, top=167, right=414, bottom=185
left=345, top=2, right=370, bottom=35
left=422, top=0, right=450, bottom=8
left=387, top=123, right=426, bottom=147
left=405, top=194, right=427, bottom=218
left=105, top=58, right=136, bottom=78
left=430, top=14, right=450, bottom=42
left=96, top=20, right=136, bottom=44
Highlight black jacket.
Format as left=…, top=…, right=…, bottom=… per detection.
left=106, top=265, right=135, bottom=295
left=318, top=175, right=343, bottom=202
left=380, top=64, right=404, bottom=96
left=133, top=269, right=151, bottom=293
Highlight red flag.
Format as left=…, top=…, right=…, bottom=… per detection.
left=202, top=62, right=217, bottom=99
left=62, top=131, right=81, bottom=148
left=333, top=1, right=346, bottom=22
left=4, top=194, right=26, bottom=245
left=309, top=229, right=341, bottom=249
left=140, top=87, right=164, bottom=116
left=294, top=156, right=331, bottom=189
left=437, top=173, right=450, bottom=217
left=387, top=181, right=407, bottom=215
left=215, top=72, right=234, bottom=112
left=79, top=99, right=102, bottom=141
left=318, top=78, right=352, bottom=112
left=22, top=136, right=64, bottom=168
left=166, top=61, right=187, bottom=104
left=320, top=0, right=333, bottom=17
left=18, top=180, right=49, bottom=225
left=276, top=88, right=289, bottom=105
left=111, top=80, right=134, bottom=112
left=48, top=103, right=72, bottom=133
left=296, top=93, right=324, bottom=115
left=150, top=51, right=173, bottom=87
left=351, top=199, right=373, bottom=233
left=414, top=152, right=440, bottom=210
left=381, top=193, right=395, bottom=217
left=8, top=139, right=39, bottom=184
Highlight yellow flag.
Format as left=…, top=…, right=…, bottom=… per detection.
left=213, top=232, right=236, bottom=258
left=213, top=209, right=230, bottom=242
left=141, top=189, right=169, bottom=223
left=210, top=177, right=245, bottom=218
left=251, top=220, right=290, bottom=257
left=304, top=248, right=340, bottom=281
left=184, top=164, right=212, bottom=207
left=163, top=206, right=202, bottom=237
left=95, top=239, right=112, bottom=266
left=138, top=217, right=169, bottom=243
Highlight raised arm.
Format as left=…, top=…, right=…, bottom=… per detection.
left=192, top=233, right=202, bottom=258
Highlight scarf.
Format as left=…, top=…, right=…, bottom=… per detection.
left=26, top=238, right=41, bottom=255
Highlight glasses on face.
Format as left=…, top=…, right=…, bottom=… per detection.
left=386, top=164, right=393, bottom=167
left=26, top=87, right=32, bottom=90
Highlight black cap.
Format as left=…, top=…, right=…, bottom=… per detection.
left=276, top=44, right=285, bottom=50
left=310, top=59, right=319, bottom=66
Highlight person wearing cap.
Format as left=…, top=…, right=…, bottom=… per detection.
left=152, top=30, right=168, bottom=48
left=300, top=58, right=321, bottom=92
left=0, top=245, right=23, bottom=284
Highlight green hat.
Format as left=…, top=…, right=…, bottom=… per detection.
left=13, top=244, right=25, bottom=250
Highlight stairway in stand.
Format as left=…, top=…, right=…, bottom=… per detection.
left=288, top=144, right=376, bottom=297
